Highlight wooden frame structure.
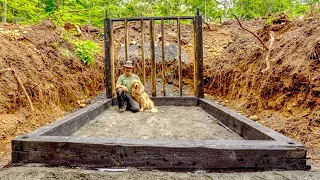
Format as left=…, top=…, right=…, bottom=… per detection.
left=12, top=97, right=307, bottom=170
left=104, top=10, right=204, bottom=98
left=12, top=11, right=307, bottom=171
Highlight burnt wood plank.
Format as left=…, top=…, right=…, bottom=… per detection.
left=27, top=99, right=112, bottom=137
left=12, top=136, right=305, bottom=151
left=112, top=96, right=198, bottom=106
left=150, top=96, right=198, bottom=106
left=199, top=98, right=301, bottom=144
left=111, top=16, right=195, bottom=22
left=12, top=137, right=307, bottom=170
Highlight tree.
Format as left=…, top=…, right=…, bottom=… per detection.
left=0, top=0, right=312, bottom=26
left=2, top=0, right=7, bottom=23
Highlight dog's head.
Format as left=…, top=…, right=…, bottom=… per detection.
left=131, top=80, right=141, bottom=92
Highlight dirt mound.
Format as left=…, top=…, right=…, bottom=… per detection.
left=32, top=19, right=56, bottom=31
left=0, top=20, right=105, bottom=160
left=205, top=17, right=320, bottom=161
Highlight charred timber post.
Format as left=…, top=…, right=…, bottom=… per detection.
left=195, top=9, right=204, bottom=98
left=177, top=18, right=182, bottom=97
left=124, top=20, right=129, bottom=61
left=193, top=18, right=198, bottom=96
left=150, top=19, right=156, bottom=97
left=141, top=20, right=146, bottom=86
left=104, top=11, right=112, bottom=98
left=161, top=19, right=166, bottom=96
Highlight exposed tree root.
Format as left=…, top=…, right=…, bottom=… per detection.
left=261, top=31, right=275, bottom=73
left=232, top=14, right=269, bottom=51
left=0, top=68, right=34, bottom=111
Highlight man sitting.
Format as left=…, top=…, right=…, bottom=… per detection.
left=116, top=61, right=143, bottom=112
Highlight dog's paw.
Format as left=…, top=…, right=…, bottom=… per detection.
left=151, top=108, right=158, bottom=113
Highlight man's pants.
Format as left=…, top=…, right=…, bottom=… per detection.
left=116, top=88, right=140, bottom=112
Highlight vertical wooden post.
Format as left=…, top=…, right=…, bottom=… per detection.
left=177, top=18, right=182, bottom=97
left=193, top=18, right=198, bottom=96
left=125, top=20, right=129, bottom=61
left=141, top=20, right=146, bottom=86
left=195, top=9, right=204, bottom=98
left=150, top=19, right=156, bottom=97
left=161, top=19, right=166, bottom=96
left=104, top=11, right=112, bottom=98
left=110, top=24, right=116, bottom=97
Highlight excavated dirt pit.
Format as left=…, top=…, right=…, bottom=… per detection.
left=72, top=106, right=243, bottom=140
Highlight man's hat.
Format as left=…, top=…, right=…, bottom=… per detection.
left=123, top=61, right=134, bottom=68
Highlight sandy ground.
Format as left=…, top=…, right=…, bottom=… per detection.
left=0, top=167, right=320, bottom=180
left=72, top=106, right=243, bottom=140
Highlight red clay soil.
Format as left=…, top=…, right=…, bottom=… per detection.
left=0, top=19, right=105, bottom=161
left=206, top=16, right=320, bottom=163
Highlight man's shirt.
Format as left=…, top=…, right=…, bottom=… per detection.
left=116, top=74, right=141, bottom=95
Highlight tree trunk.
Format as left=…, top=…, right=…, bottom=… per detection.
left=204, top=0, right=207, bottom=22
left=224, top=0, right=228, bottom=19
left=3, top=0, right=7, bottom=23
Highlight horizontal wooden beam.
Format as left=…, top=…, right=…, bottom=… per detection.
left=27, top=99, right=112, bottom=137
left=110, top=16, right=194, bottom=22
left=199, top=98, right=301, bottom=143
left=112, top=96, right=199, bottom=106
left=151, top=96, right=198, bottom=106
left=12, top=136, right=307, bottom=170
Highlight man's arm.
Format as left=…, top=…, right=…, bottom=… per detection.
left=116, top=76, right=128, bottom=92
left=116, top=83, right=128, bottom=92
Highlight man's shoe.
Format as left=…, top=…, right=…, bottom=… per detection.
left=119, top=106, right=126, bottom=113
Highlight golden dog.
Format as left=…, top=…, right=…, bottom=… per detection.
left=131, top=80, right=158, bottom=112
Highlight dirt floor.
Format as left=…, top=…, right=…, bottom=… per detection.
left=0, top=167, right=320, bottom=180
left=72, top=106, right=243, bottom=140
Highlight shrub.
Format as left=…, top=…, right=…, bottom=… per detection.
left=74, top=40, right=100, bottom=65
left=61, top=48, right=73, bottom=58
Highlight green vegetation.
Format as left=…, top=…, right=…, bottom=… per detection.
left=1, top=1, right=319, bottom=26
left=61, top=48, right=73, bottom=59
left=74, top=40, right=100, bottom=65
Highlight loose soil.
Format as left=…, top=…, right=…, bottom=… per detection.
left=0, top=20, right=105, bottom=162
left=0, top=167, right=320, bottom=180
left=72, top=106, right=243, bottom=140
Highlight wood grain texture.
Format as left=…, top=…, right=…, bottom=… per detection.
left=104, top=18, right=112, bottom=98
left=12, top=136, right=307, bottom=170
